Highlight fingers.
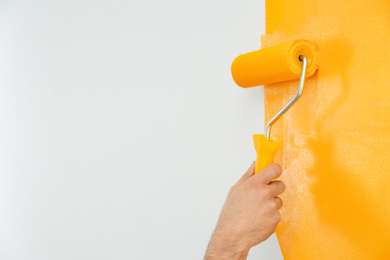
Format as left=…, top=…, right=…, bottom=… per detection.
left=254, top=164, right=282, bottom=184
left=275, top=197, right=283, bottom=209
left=269, top=180, right=286, bottom=196
left=231, top=161, right=256, bottom=191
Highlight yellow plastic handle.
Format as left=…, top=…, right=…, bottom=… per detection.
left=253, top=134, right=282, bottom=174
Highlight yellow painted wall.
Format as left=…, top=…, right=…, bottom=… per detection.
left=263, top=0, right=390, bottom=258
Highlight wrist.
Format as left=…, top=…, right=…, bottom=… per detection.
left=205, top=232, right=249, bottom=260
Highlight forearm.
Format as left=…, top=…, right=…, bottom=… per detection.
left=205, top=163, right=284, bottom=260
left=204, top=232, right=249, bottom=260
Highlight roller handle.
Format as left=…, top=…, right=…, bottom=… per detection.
left=253, top=134, right=282, bottom=174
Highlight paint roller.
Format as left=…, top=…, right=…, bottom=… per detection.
left=231, top=39, right=319, bottom=174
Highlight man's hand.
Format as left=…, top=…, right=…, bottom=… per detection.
left=204, top=162, right=285, bottom=260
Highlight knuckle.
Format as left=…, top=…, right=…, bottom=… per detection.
left=272, top=200, right=280, bottom=211
left=278, top=197, right=283, bottom=207
left=276, top=181, right=286, bottom=193
left=269, top=164, right=282, bottom=174
left=280, top=181, right=286, bottom=191
left=248, top=179, right=262, bottom=190
left=271, top=181, right=286, bottom=194
left=274, top=212, right=281, bottom=223
left=270, top=200, right=278, bottom=210
left=263, top=187, right=273, bottom=197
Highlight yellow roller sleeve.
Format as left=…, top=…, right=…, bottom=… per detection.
left=231, top=39, right=318, bottom=88
left=253, top=134, right=281, bottom=174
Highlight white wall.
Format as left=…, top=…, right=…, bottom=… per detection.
left=0, top=0, right=283, bottom=259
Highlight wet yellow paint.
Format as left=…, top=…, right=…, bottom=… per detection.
left=263, top=0, right=390, bottom=258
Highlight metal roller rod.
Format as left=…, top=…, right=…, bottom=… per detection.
left=265, top=56, right=308, bottom=140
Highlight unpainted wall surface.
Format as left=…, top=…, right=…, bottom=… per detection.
left=0, top=0, right=284, bottom=259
